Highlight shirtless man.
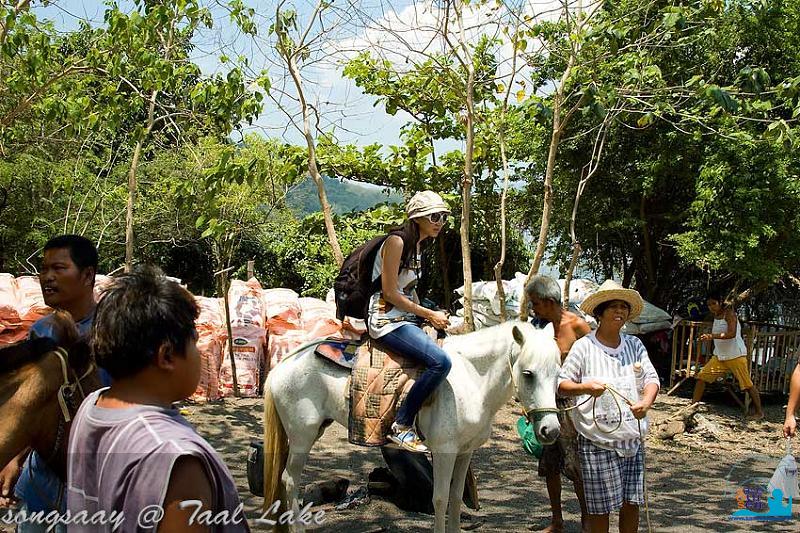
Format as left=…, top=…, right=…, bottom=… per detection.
left=527, top=275, right=591, bottom=533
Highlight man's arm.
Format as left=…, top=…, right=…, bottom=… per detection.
left=0, top=449, right=28, bottom=507
left=784, top=364, right=800, bottom=438
left=158, top=456, right=213, bottom=532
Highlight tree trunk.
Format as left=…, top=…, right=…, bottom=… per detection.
left=459, top=63, right=476, bottom=332
left=124, top=138, right=145, bottom=272
left=639, top=194, right=657, bottom=299
left=493, top=134, right=511, bottom=322
left=519, top=108, right=562, bottom=321
left=286, top=55, right=343, bottom=267
left=563, top=243, right=581, bottom=310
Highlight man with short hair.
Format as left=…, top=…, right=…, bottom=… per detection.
left=67, top=266, right=248, bottom=532
left=0, top=235, right=101, bottom=531
left=526, top=275, right=591, bottom=533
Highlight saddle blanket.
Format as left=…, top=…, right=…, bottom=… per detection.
left=347, top=341, right=423, bottom=446
left=314, top=339, right=362, bottom=369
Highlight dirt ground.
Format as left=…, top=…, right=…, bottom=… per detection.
left=182, top=386, right=800, bottom=532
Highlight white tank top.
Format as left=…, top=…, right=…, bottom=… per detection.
left=712, top=316, right=747, bottom=361
left=366, top=240, right=421, bottom=338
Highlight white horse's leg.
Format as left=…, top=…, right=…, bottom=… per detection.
left=432, top=451, right=457, bottom=533
left=282, top=427, right=319, bottom=533
left=445, top=452, right=472, bottom=533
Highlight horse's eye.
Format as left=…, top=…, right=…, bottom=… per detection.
left=522, top=370, right=533, bottom=377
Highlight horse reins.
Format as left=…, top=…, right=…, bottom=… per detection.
left=45, top=347, right=96, bottom=464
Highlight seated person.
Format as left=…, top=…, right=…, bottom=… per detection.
left=367, top=191, right=452, bottom=453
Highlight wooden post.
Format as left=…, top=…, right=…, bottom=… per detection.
left=215, top=266, right=240, bottom=399
left=247, top=260, right=255, bottom=280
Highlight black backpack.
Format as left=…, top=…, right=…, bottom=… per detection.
left=334, top=232, right=401, bottom=320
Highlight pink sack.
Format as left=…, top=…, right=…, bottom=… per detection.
left=192, top=333, right=223, bottom=402
left=0, top=274, right=20, bottom=332
left=15, top=276, right=50, bottom=323
left=196, top=296, right=224, bottom=329
left=263, top=288, right=302, bottom=335
left=219, top=325, right=266, bottom=398
left=267, top=330, right=308, bottom=371
left=228, top=279, right=266, bottom=329
left=93, top=274, right=114, bottom=302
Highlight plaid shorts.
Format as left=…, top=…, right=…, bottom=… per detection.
left=578, top=435, right=644, bottom=514
left=538, top=398, right=582, bottom=482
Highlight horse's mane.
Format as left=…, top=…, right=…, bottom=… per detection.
left=0, top=337, right=60, bottom=374
left=0, top=310, right=88, bottom=374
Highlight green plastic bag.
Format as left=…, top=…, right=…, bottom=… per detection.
left=516, top=416, right=543, bottom=458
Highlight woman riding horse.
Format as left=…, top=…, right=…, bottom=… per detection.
left=367, top=190, right=452, bottom=453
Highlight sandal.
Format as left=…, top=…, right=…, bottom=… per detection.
left=388, top=423, right=429, bottom=453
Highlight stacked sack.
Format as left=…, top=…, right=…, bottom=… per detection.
left=0, top=275, right=52, bottom=344
left=452, top=274, right=672, bottom=335
left=0, top=274, right=22, bottom=341
left=263, top=288, right=304, bottom=371
left=218, top=279, right=267, bottom=398
left=193, top=297, right=225, bottom=402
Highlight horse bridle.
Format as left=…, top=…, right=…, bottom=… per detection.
left=45, top=347, right=95, bottom=464
left=505, top=349, right=559, bottom=424
left=507, top=348, right=633, bottom=433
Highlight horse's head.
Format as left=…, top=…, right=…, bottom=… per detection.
left=0, top=311, right=101, bottom=479
left=511, top=323, right=561, bottom=445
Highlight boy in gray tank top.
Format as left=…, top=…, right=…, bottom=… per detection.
left=67, top=267, right=249, bottom=532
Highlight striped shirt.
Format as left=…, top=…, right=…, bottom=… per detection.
left=558, top=331, right=660, bottom=457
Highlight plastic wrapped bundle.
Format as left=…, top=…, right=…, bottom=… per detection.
left=229, top=278, right=267, bottom=329
left=0, top=274, right=20, bottom=334
left=263, top=288, right=302, bottom=334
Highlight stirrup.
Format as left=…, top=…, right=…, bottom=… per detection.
left=388, top=424, right=429, bottom=453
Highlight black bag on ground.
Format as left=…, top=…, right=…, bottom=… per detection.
left=334, top=231, right=401, bottom=320
left=376, top=447, right=478, bottom=513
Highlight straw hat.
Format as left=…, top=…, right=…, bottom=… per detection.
left=406, top=191, right=451, bottom=219
left=580, top=280, right=644, bottom=321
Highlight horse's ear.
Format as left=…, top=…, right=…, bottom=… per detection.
left=512, top=325, right=525, bottom=346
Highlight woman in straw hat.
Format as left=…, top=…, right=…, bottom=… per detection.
left=557, top=280, right=660, bottom=533
left=367, top=190, right=452, bottom=453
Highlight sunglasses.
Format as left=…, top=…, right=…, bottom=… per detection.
left=426, top=212, right=449, bottom=224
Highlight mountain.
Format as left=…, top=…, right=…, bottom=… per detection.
left=286, top=176, right=402, bottom=216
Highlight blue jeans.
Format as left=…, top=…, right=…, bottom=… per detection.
left=377, top=324, right=451, bottom=427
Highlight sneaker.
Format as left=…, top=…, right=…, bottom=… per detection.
left=388, top=423, right=429, bottom=453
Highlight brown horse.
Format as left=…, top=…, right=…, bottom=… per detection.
left=0, top=311, right=101, bottom=483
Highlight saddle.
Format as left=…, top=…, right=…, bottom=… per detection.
left=314, top=327, right=441, bottom=447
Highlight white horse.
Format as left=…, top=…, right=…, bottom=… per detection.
left=262, top=320, right=561, bottom=532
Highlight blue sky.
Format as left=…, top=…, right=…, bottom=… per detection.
left=34, top=0, right=437, bottom=150
left=33, top=0, right=568, bottom=277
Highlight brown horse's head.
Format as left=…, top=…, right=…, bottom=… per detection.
left=0, top=310, right=101, bottom=479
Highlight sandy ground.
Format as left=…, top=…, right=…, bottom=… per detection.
left=180, top=387, right=800, bottom=533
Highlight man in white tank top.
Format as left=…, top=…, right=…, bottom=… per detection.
left=692, top=291, right=764, bottom=420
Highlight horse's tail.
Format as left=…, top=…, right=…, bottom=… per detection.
left=263, top=379, right=289, bottom=521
